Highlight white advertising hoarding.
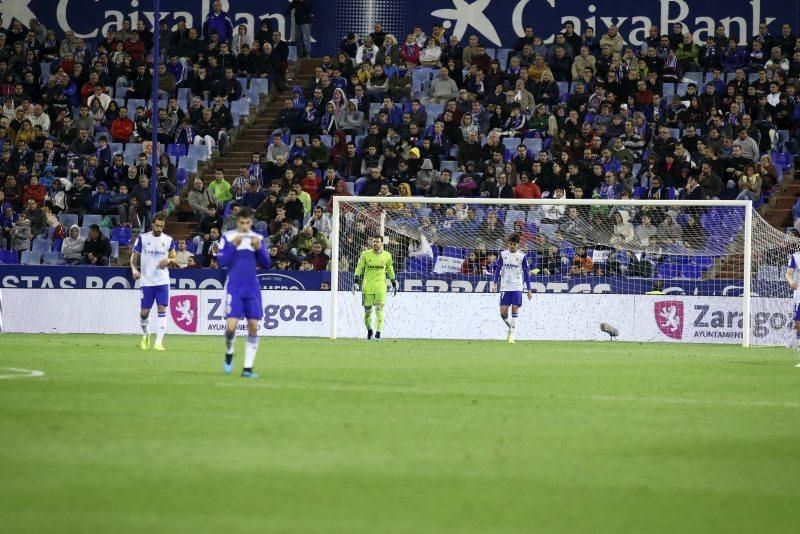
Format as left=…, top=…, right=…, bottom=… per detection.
left=0, top=289, right=793, bottom=345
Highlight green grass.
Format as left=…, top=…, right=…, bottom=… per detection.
left=1, top=335, right=799, bottom=533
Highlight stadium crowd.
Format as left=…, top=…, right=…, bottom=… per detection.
left=0, top=1, right=797, bottom=275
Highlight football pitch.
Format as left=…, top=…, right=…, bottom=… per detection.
left=1, top=334, right=799, bottom=533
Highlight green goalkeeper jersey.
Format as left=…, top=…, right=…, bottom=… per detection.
left=355, top=249, right=396, bottom=294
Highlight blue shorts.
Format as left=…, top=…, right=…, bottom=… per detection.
left=141, top=285, right=169, bottom=309
left=226, top=290, right=263, bottom=320
left=794, top=303, right=800, bottom=321
left=499, top=291, right=523, bottom=307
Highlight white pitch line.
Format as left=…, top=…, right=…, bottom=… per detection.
left=0, top=367, right=45, bottom=380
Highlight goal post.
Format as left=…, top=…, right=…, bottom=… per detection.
left=331, top=196, right=796, bottom=346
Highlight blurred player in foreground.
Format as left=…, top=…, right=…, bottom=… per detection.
left=785, top=250, right=800, bottom=366
left=217, top=207, right=272, bottom=377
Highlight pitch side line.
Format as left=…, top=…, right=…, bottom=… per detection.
left=0, top=367, right=45, bottom=380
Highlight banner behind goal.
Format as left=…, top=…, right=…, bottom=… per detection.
left=330, top=197, right=798, bottom=346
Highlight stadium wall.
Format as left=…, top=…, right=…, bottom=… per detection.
left=5, top=0, right=795, bottom=57
left=0, top=289, right=793, bottom=345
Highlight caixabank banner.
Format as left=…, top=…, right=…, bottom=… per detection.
left=2, top=0, right=793, bottom=57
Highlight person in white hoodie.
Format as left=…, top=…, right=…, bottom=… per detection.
left=610, top=210, right=635, bottom=247
left=61, top=224, right=85, bottom=265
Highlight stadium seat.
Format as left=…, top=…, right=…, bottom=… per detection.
left=20, top=251, right=42, bottom=265
left=658, top=262, right=682, bottom=279
left=681, top=263, right=703, bottom=279
left=442, top=246, right=468, bottom=258
left=0, top=250, right=19, bottom=264
left=250, top=78, right=269, bottom=95
left=58, top=213, right=79, bottom=228
left=556, top=81, right=568, bottom=95
left=179, top=157, right=199, bottom=173
left=288, top=45, right=298, bottom=62
left=187, top=144, right=209, bottom=161
left=523, top=138, right=542, bottom=154
left=407, top=256, right=434, bottom=273
left=439, top=160, right=456, bottom=172
left=43, top=251, right=66, bottom=265
left=231, top=99, right=250, bottom=117
left=167, top=144, right=187, bottom=157
left=632, top=186, right=646, bottom=199
left=484, top=48, right=497, bottom=59
left=31, top=239, right=51, bottom=254
left=496, top=48, right=512, bottom=68
left=504, top=209, right=526, bottom=231
left=82, top=214, right=102, bottom=228
left=502, top=138, right=520, bottom=152
left=662, top=83, right=675, bottom=96
left=110, top=241, right=119, bottom=260
left=111, top=226, right=132, bottom=246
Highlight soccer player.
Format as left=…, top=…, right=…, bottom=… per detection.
left=491, top=234, right=532, bottom=343
left=352, top=235, right=397, bottom=340
left=217, top=207, right=272, bottom=378
left=131, top=213, right=176, bottom=351
left=785, top=251, right=800, bottom=366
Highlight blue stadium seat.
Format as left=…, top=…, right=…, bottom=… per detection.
left=288, top=46, right=298, bottom=62
left=504, top=209, right=526, bottom=231
left=496, top=48, right=512, bottom=67
left=179, top=157, right=198, bottom=173
left=439, top=160, right=456, bottom=172
left=188, top=144, right=209, bottom=161
left=167, top=144, right=187, bottom=157
left=658, top=262, right=682, bottom=279
left=684, top=72, right=702, bottom=85
left=0, top=250, right=19, bottom=264
left=502, top=138, right=520, bottom=152
left=110, top=241, right=119, bottom=260
left=442, top=246, right=468, bottom=258
left=176, top=168, right=188, bottom=189
left=407, top=256, right=434, bottom=273
left=58, top=213, right=79, bottom=228
left=681, top=263, right=703, bottom=279
left=31, top=239, right=50, bottom=254
left=250, top=78, right=269, bottom=95
left=484, top=48, right=497, bottom=59
left=231, top=99, right=250, bottom=117
left=632, top=186, right=646, bottom=199
left=43, top=251, right=66, bottom=265
left=522, top=138, right=542, bottom=154
left=82, top=214, right=102, bottom=228
left=111, top=226, right=132, bottom=246
left=320, top=135, right=333, bottom=147
left=662, top=83, right=675, bottom=96
left=20, top=251, right=42, bottom=265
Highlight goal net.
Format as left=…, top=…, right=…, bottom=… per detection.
left=330, top=197, right=799, bottom=346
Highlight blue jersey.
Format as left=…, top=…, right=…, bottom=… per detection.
left=217, top=230, right=272, bottom=294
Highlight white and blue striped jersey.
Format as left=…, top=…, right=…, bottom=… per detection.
left=493, top=250, right=531, bottom=292
left=133, top=231, right=174, bottom=287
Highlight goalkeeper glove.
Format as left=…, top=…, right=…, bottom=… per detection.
left=390, top=280, right=397, bottom=297
left=351, top=276, right=361, bottom=294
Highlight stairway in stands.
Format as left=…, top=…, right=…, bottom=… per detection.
left=167, top=58, right=321, bottom=241
left=762, top=175, right=799, bottom=230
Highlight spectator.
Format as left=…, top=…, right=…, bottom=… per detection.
left=174, top=239, right=193, bottom=268
left=22, top=175, right=45, bottom=206
left=110, top=107, right=134, bottom=143
left=61, top=224, right=85, bottom=265
left=10, top=211, right=31, bottom=258
left=79, top=224, right=111, bottom=265
left=289, top=0, right=314, bottom=58
left=203, top=0, right=234, bottom=43
left=188, top=177, right=218, bottom=221
left=208, top=170, right=233, bottom=210
left=23, top=199, right=46, bottom=238
left=428, top=67, right=459, bottom=104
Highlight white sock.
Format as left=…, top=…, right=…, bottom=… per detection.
left=510, top=314, right=518, bottom=330
left=244, top=336, right=259, bottom=369
left=140, top=316, right=149, bottom=335
left=502, top=316, right=511, bottom=328
left=225, top=330, right=236, bottom=356
left=156, top=312, right=167, bottom=344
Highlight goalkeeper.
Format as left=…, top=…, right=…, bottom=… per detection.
left=353, top=235, right=397, bottom=340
